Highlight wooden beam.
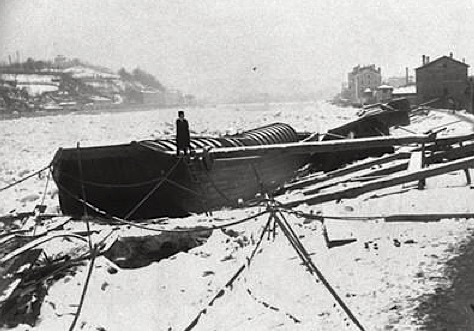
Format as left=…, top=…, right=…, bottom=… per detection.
left=285, top=152, right=411, bottom=190
left=428, top=133, right=474, bottom=147
left=408, top=151, right=423, bottom=172
left=323, top=220, right=357, bottom=248
left=302, top=161, right=408, bottom=195
left=0, top=233, right=87, bottom=264
left=282, top=155, right=474, bottom=208
left=385, top=212, right=474, bottom=222
left=408, top=151, right=426, bottom=189
left=210, top=135, right=430, bottom=159
left=427, top=142, right=474, bottom=164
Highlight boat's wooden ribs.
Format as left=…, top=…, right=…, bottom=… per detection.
left=140, top=123, right=300, bottom=153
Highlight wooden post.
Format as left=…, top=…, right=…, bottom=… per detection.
left=465, top=169, right=472, bottom=186
left=419, top=143, right=426, bottom=189
left=77, top=142, right=93, bottom=251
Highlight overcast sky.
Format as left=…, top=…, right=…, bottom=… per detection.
left=1, top=0, right=473, bottom=101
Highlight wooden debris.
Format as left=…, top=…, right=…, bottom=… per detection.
left=0, top=233, right=87, bottom=264
left=0, top=249, right=42, bottom=310
left=384, top=212, right=474, bottom=222
left=323, top=220, right=357, bottom=248
left=302, top=160, right=408, bottom=195
left=285, top=152, right=411, bottom=190
left=283, top=155, right=474, bottom=208
left=408, top=151, right=424, bottom=172
left=427, top=141, right=474, bottom=164
left=408, top=151, right=425, bottom=189
left=427, top=132, right=474, bottom=148
left=465, top=169, right=472, bottom=185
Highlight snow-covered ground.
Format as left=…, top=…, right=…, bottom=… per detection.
left=2, top=102, right=474, bottom=330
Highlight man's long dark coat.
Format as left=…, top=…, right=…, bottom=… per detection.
left=176, top=118, right=190, bottom=151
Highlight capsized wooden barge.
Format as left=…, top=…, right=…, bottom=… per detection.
left=51, top=123, right=310, bottom=220
left=51, top=112, right=424, bottom=220
left=310, top=98, right=411, bottom=171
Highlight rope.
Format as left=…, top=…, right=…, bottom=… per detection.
left=39, top=167, right=51, bottom=207
left=183, top=213, right=272, bottom=331
left=163, top=178, right=203, bottom=197
left=55, top=180, right=267, bottom=233
left=76, top=142, right=93, bottom=251
left=59, top=172, right=168, bottom=188
left=123, top=157, right=183, bottom=220
left=202, top=168, right=234, bottom=204
left=59, top=170, right=203, bottom=197
left=277, top=204, right=381, bottom=221
left=68, top=246, right=97, bottom=331
left=0, top=164, right=51, bottom=193
left=245, top=287, right=301, bottom=324
left=276, top=209, right=366, bottom=331
left=113, top=210, right=267, bottom=233
left=200, top=161, right=265, bottom=209
left=33, top=168, right=52, bottom=236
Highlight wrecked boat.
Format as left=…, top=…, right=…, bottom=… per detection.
left=311, top=98, right=412, bottom=171
left=51, top=123, right=310, bottom=220
left=356, top=97, right=411, bottom=128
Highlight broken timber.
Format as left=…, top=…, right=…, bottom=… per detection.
left=282, top=155, right=474, bottom=208
left=285, top=152, right=411, bottom=190
left=0, top=249, right=42, bottom=313
left=408, top=151, right=425, bottom=189
left=302, top=160, right=409, bottom=195
left=426, top=132, right=474, bottom=148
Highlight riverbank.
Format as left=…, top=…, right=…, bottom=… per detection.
left=2, top=103, right=474, bottom=330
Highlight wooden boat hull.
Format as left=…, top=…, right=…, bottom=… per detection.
left=309, top=100, right=411, bottom=171
left=51, top=123, right=308, bottom=219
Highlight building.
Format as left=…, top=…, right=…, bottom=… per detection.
left=375, top=85, right=394, bottom=103
left=416, top=53, right=469, bottom=109
left=392, top=85, right=417, bottom=106
left=0, top=73, right=61, bottom=96
left=347, top=64, right=382, bottom=105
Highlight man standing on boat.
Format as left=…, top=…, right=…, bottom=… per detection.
left=176, top=110, right=191, bottom=155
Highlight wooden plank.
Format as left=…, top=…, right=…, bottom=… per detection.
left=408, top=151, right=423, bottom=172
left=282, top=155, right=474, bottom=208
left=427, top=142, right=474, bottom=164
left=385, top=213, right=474, bottom=222
left=214, top=156, right=262, bottom=162
left=285, top=152, right=411, bottom=190
left=210, top=135, right=430, bottom=159
left=302, top=160, right=408, bottom=195
left=0, top=233, right=88, bottom=264
left=323, top=220, right=357, bottom=248
left=0, top=249, right=42, bottom=308
left=427, top=132, right=474, bottom=147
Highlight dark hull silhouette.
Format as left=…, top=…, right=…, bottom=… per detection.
left=52, top=123, right=308, bottom=219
